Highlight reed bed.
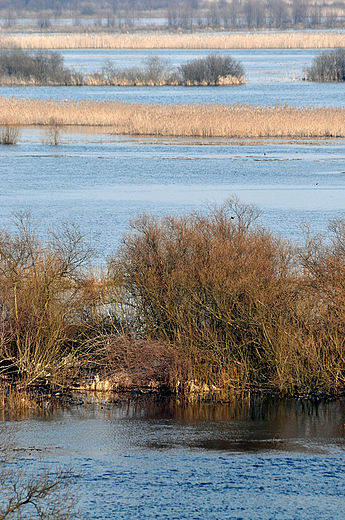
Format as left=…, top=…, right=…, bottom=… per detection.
left=2, top=97, right=345, bottom=139
left=1, top=31, right=345, bottom=50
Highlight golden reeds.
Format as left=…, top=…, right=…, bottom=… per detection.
left=1, top=31, right=345, bottom=50
left=1, top=96, right=345, bottom=139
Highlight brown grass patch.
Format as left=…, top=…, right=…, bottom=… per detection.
left=1, top=97, right=345, bottom=139
left=1, top=32, right=345, bottom=50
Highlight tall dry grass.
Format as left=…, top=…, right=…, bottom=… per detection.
left=1, top=97, right=345, bottom=139
left=1, top=32, right=345, bottom=50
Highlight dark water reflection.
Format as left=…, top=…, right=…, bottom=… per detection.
left=3, top=398, right=345, bottom=519
left=7, top=397, right=345, bottom=456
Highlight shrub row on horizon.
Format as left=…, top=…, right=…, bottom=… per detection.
left=0, top=47, right=343, bottom=87
left=0, top=49, right=245, bottom=86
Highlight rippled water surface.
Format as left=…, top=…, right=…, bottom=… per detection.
left=1, top=130, right=345, bottom=255
left=3, top=398, right=345, bottom=519
left=1, top=49, right=345, bottom=106
left=2, top=49, right=345, bottom=519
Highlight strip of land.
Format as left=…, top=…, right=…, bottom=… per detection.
left=1, top=97, right=345, bottom=139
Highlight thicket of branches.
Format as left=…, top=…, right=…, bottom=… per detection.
left=2, top=200, right=345, bottom=397
left=0, top=49, right=82, bottom=85
left=304, top=48, right=345, bottom=81
left=178, top=54, right=245, bottom=85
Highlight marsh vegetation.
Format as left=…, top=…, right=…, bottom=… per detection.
left=1, top=32, right=345, bottom=51
left=1, top=97, right=345, bottom=139
left=0, top=49, right=245, bottom=86
left=304, top=48, right=345, bottom=81
left=1, top=200, right=345, bottom=398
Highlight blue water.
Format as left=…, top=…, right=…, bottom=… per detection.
left=0, top=49, right=344, bottom=107
left=1, top=131, right=345, bottom=256
left=2, top=48, right=345, bottom=519
left=3, top=398, right=345, bottom=519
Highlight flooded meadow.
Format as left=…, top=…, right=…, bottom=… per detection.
left=1, top=47, right=345, bottom=519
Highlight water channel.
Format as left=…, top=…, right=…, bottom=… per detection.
left=1, top=48, right=345, bottom=518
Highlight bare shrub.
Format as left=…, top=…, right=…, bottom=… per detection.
left=0, top=49, right=83, bottom=86
left=0, top=425, right=81, bottom=519
left=141, top=55, right=173, bottom=84
left=0, top=122, right=20, bottom=145
left=304, top=48, right=345, bottom=81
left=0, top=211, right=96, bottom=386
left=111, top=198, right=345, bottom=396
left=114, top=198, right=298, bottom=391
left=44, top=116, right=65, bottom=145
left=178, top=54, right=245, bottom=85
left=92, top=334, right=184, bottom=391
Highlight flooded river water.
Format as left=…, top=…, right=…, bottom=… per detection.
left=3, top=397, right=345, bottom=519
left=1, top=48, right=345, bottom=518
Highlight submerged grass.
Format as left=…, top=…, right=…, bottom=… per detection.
left=1, top=97, right=345, bottom=139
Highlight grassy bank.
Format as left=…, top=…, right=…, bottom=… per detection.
left=1, top=200, right=345, bottom=398
left=1, top=31, right=345, bottom=50
left=1, top=97, right=345, bottom=138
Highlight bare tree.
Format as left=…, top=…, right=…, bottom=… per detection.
left=0, top=426, right=82, bottom=519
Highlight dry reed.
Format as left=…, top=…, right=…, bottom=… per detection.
left=1, top=96, right=345, bottom=139
left=1, top=32, right=345, bottom=50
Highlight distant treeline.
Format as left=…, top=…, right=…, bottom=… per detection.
left=0, top=49, right=245, bottom=86
left=2, top=0, right=345, bottom=31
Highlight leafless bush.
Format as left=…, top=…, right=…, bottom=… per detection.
left=112, top=198, right=345, bottom=395
left=44, top=116, right=65, bottom=145
left=0, top=121, right=20, bottom=145
left=304, top=48, right=345, bottom=82
left=0, top=211, right=97, bottom=386
left=0, top=49, right=83, bottom=86
left=0, top=425, right=81, bottom=519
left=178, top=54, right=245, bottom=85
